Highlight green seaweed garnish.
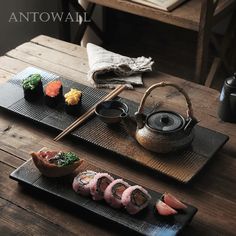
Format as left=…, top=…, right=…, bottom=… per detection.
left=22, top=74, right=42, bottom=90
left=48, top=152, right=79, bottom=167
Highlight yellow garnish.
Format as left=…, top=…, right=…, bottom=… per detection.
left=64, top=89, right=82, bottom=106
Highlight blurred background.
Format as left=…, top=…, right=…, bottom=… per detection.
left=0, top=0, right=102, bottom=55
left=0, top=0, right=234, bottom=89
left=0, top=0, right=59, bottom=55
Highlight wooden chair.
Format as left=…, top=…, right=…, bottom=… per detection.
left=59, top=0, right=236, bottom=86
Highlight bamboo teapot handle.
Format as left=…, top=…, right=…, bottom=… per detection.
left=136, top=81, right=195, bottom=120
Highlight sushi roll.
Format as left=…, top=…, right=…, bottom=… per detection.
left=89, top=173, right=114, bottom=201
left=72, top=170, right=97, bottom=196
left=45, top=80, right=63, bottom=107
left=104, top=179, right=130, bottom=209
left=30, top=148, right=83, bottom=177
left=121, top=185, right=151, bottom=215
left=64, top=88, right=82, bottom=115
left=22, top=74, right=43, bottom=101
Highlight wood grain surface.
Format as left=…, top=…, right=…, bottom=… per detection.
left=0, top=35, right=236, bottom=235
left=0, top=69, right=228, bottom=183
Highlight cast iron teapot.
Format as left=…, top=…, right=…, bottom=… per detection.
left=122, top=82, right=198, bottom=153
left=218, top=72, right=236, bottom=123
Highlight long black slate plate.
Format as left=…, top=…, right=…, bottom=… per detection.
left=0, top=67, right=229, bottom=183
left=10, top=159, right=198, bottom=236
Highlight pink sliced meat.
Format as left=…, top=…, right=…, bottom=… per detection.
left=38, top=151, right=58, bottom=160
left=163, top=192, right=187, bottom=210
left=155, top=200, right=177, bottom=216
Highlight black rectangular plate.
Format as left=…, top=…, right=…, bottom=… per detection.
left=0, top=67, right=229, bottom=183
left=10, top=159, right=198, bottom=236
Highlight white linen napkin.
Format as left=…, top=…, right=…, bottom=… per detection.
left=86, top=43, right=154, bottom=89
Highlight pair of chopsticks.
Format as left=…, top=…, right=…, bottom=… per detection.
left=54, top=85, right=126, bottom=141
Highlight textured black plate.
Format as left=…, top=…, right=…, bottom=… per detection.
left=10, top=159, right=198, bottom=236
left=0, top=67, right=229, bottom=183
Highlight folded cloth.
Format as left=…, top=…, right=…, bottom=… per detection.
left=86, top=43, right=154, bottom=89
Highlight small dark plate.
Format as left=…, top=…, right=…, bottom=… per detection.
left=95, top=100, right=129, bottom=124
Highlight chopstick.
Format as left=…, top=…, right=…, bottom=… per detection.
left=54, top=85, right=127, bottom=141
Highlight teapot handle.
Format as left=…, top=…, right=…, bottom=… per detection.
left=136, top=81, right=195, bottom=120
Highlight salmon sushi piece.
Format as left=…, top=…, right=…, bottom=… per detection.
left=73, top=170, right=97, bottom=196
left=104, top=179, right=130, bottom=209
left=89, top=173, right=114, bottom=201
left=121, top=185, right=151, bottom=215
left=45, top=80, right=63, bottom=107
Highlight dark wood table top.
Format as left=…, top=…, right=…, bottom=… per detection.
left=0, top=35, right=235, bottom=235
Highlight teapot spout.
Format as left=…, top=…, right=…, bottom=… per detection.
left=122, top=115, right=137, bottom=138
left=134, top=112, right=146, bottom=129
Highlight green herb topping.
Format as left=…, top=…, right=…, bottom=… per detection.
left=22, top=74, right=42, bottom=90
left=49, top=152, right=79, bottom=167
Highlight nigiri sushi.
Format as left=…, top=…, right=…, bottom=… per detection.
left=45, top=80, right=63, bottom=107
left=22, top=74, right=43, bottom=101
left=30, top=148, right=82, bottom=177
left=64, top=88, right=82, bottom=115
left=104, top=179, right=130, bottom=209
left=73, top=170, right=97, bottom=196
left=89, top=173, right=114, bottom=201
left=162, top=192, right=187, bottom=210
left=121, top=185, right=151, bottom=215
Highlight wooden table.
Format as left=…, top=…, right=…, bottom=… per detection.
left=0, top=35, right=235, bottom=235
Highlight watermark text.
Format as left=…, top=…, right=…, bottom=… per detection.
left=9, top=12, right=91, bottom=23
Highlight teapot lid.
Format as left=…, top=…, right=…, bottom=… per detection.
left=226, top=72, right=236, bottom=87
left=146, top=111, right=185, bottom=132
